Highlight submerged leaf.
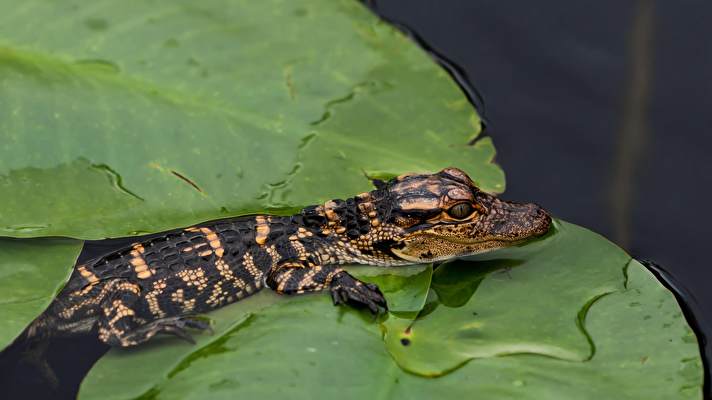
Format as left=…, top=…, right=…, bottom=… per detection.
left=0, top=238, right=82, bottom=349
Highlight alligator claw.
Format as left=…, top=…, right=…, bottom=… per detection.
left=329, top=273, right=388, bottom=315
left=130, top=315, right=213, bottom=345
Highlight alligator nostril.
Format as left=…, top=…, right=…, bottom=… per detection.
left=527, top=205, right=552, bottom=234
left=530, top=205, right=546, bottom=218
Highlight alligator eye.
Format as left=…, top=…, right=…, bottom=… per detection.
left=447, top=203, right=474, bottom=219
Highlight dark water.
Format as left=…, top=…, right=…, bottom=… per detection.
left=369, top=0, right=712, bottom=397
left=2, top=1, right=711, bottom=398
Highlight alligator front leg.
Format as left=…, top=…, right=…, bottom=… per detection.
left=265, top=261, right=387, bottom=314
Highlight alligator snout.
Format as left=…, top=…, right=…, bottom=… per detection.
left=483, top=199, right=552, bottom=240
left=525, top=203, right=552, bottom=237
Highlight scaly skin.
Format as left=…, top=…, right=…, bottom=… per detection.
left=26, top=168, right=551, bottom=347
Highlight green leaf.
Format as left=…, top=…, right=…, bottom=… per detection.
left=0, top=237, right=82, bottom=349
left=383, top=221, right=628, bottom=375
left=390, top=261, right=704, bottom=400
left=79, top=222, right=703, bottom=399
left=348, top=263, right=432, bottom=315
left=0, top=0, right=502, bottom=240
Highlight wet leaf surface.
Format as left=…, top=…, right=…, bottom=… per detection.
left=385, top=261, right=703, bottom=400
left=0, top=0, right=501, bottom=240
left=0, top=238, right=82, bottom=349
left=79, top=222, right=703, bottom=399
left=383, top=221, right=627, bottom=375
left=347, top=264, right=432, bottom=316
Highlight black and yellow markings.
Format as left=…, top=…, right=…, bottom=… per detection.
left=273, top=261, right=305, bottom=293
left=96, top=280, right=142, bottom=346
left=197, top=226, right=247, bottom=288
left=105, top=299, right=135, bottom=332
left=181, top=241, right=208, bottom=255
left=145, top=278, right=168, bottom=318
left=323, top=268, right=342, bottom=285
left=254, top=216, right=270, bottom=245
left=130, top=244, right=155, bottom=280
left=216, top=259, right=247, bottom=288
left=182, top=225, right=246, bottom=308
left=182, top=298, right=197, bottom=312
left=60, top=295, right=95, bottom=319
left=271, top=263, right=346, bottom=295
left=357, top=198, right=379, bottom=227
left=205, top=282, right=226, bottom=307
left=171, top=288, right=185, bottom=303
left=173, top=286, right=199, bottom=313
left=181, top=227, right=213, bottom=253
left=177, top=267, right=209, bottom=291
left=202, top=227, right=225, bottom=257
left=275, top=271, right=293, bottom=293
left=70, top=265, right=101, bottom=299
left=323, top=200, right=340, bottom=224
left=97, top=327, right=112, bottom=344
left=61, top=277, right=135, bottom=320
left=289, top=238, right=309, bottom=261
left=295, top=265, right=322, bottom=294
left=265, top=245, right=281, bottom=268
left=241, top=252, right=263, bottom=280
left=315, top=247, right=334, bottom=265
left=296, top=227, right=313, bottom=239
left=59, top=301, right=86, bottom=319
left=98, top=326, right=121, bottom=345
left=77, top=265, right=99, bottom=285
left=184, top=226, right=225, bottom=256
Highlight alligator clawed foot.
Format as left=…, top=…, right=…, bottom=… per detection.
left=128, top=316, right=213, bottom=345
left=330, top=273, right=388, bottom=315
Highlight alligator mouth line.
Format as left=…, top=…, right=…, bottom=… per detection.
left=411, top=232, right=538, bottom=246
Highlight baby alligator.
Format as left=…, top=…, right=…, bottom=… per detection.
left=26, top=168, right=551, bottom=347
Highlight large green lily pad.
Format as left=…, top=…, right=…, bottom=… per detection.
left=0, top=237, right=83, bottom=349
left=79, top=221, right=703, bottom=399
left=0, top=0, right=703, bottom=398
left=383, top=221, right=627, bottom=375
left=0, top=0, right=502, bottom=240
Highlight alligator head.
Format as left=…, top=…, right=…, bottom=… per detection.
left=377, top=167, right=551, bottom=263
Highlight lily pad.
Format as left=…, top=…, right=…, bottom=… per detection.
left=0, top=237, right=83, bottom=349
left=0, top=0, right=502, bottom=240
left=347, top=264, right=432, bottom=315
left=383, top=221, right=628, bottom=375
left=392, top=260, right=703, bottom=400
left=79, top=266, right=434, bottom=400
left=0, top=0, right=702, bottom=398
left=79, top=221, right=703, bottom=399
